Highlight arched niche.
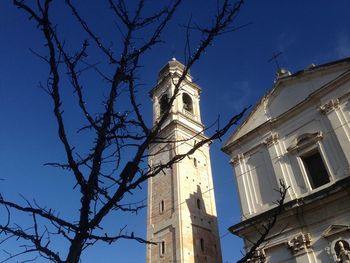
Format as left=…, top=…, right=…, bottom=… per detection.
left=322, top=224, right=350, bottom=262
left=334, top=240, right=350, bottom=261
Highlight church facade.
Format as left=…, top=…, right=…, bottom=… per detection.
left=223, top=58, right=350, bottom=262
left=146, top=59, right=222, bottom=263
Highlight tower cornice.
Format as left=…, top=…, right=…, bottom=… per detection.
left=148, top=120, right=209, bottom=151
left=149, top=71, right=201, bottom=98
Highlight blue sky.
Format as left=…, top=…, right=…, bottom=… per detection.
left=1, top=1, right=350, bottom=262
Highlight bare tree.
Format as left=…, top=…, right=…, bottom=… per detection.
left=0, top=1, right=247, bottom=262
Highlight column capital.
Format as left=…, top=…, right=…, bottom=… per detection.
left=264, top=133, right=279, bottom=147
left=230, top=154, right=244, bottom=167
left=319, top=98, right=340, bottom=114
left=288, top=233, right=312, bottom=255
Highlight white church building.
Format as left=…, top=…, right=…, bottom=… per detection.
left=223, top=57, right=350, bottom=262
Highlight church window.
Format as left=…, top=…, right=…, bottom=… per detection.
left=194, top=157, right=198, bottom=167
left=159, top=94, right=169, bottom=116
left=182, top=93, right=193, bottom=113
left=159, top=200, right=164, bottom=214
left=301, top=149, right=330, bottom=189
left=159, top=241, right=165, bottom=257
left=196, top=199, right=201, bottom=209
left=200, top=238, right=205, bottom=252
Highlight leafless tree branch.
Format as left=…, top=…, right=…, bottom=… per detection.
left=3, top=1, right=247, bottom=262
left=237, top=180, right=289, bottom=263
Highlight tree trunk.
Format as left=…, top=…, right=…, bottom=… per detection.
left=66, top=235, right=85, bottom=263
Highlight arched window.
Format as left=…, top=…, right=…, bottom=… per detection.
left=159, top=241, right=165, bottom=256
left=159, top=94, right=169, bottom=116
left=200, top=238, right=205, bottom=252
left=196, top=198, right=201, bottom=209
left=159, top=200, right=164, bottom=214
left=182, top=93, right=193, bottom=113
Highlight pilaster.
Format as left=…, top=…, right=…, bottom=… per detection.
left=264, top=133, right=296, bottom=199
left=320, top=99, right=350, bottom=171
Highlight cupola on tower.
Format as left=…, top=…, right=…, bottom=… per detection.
left=146, top=58, right=222, bottom=263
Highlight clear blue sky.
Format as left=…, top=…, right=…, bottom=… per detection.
left=1, top=1, right=350, bottom=262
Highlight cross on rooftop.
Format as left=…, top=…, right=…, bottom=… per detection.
left=268, top=51, right=283, bottom=70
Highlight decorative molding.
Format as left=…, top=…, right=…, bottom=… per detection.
left=319, top=98, right=340, bottom=114
left=244, top=143, right=264, bottom=158
left=345, top=166, right=350, bottom=176
left=182, top=108, right=195, bottom=118
left=248, top=249, right=266, bottom=263
left=230, top=154, right=244, bottom=167
left=288, top=233, right=312, bottom=254
left=223, top=69, right=350, bottom=152
left=287, top=132, right=323, bottom=153
left=322, top=224, right=350, bottom=238
left=264, top=133, right=279, bottom=147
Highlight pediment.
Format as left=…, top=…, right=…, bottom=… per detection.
left=266, top=68, right=348, bottom=119
left=223, top=101, right=269, bottom=151
left=222, top=58, right=350, bottom=153
left=287, top=132, right=323, bottom=153
left=322, top=224, right=350, bottom=238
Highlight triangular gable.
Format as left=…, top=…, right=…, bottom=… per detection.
left=223, top=57, right=350, bottom=153
left=224, top=98, right=268, bottom=148
left=322, top=224, right=350, bottom=238
left=266, top=68, right=348, bottom=119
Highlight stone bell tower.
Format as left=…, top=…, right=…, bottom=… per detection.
left=146, top=58, right=222, bottom=263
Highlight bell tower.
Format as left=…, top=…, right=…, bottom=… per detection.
left=146, top=58, right=222, bottom=263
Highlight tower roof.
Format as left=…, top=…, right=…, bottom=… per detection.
left=158, top=57, right=189, bottom=79
left=150, top=58, right=200, bottom=97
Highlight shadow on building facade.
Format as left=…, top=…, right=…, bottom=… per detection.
left=186, top=185, right=222, bottom=263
